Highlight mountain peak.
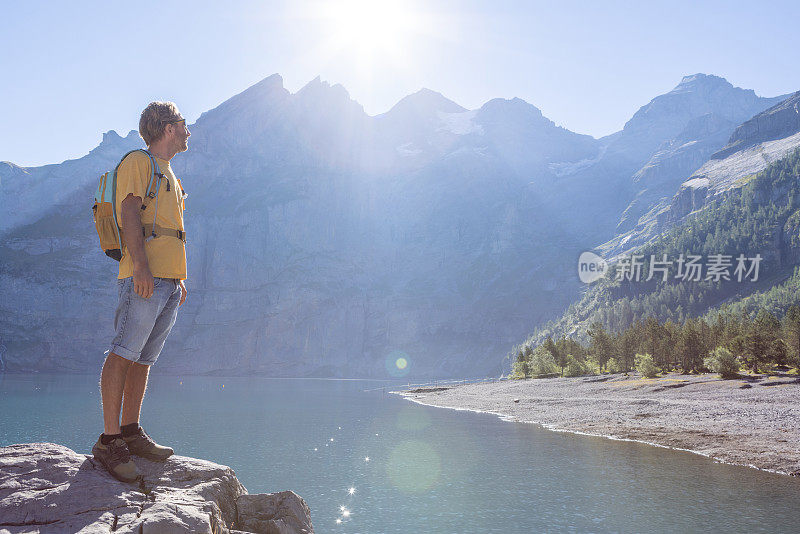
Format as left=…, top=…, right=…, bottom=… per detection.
left=382, top=88, right=465, bottom=119
left=295, top=76, right=353, bottom=100
left=196, top=73, right=289, bottom=123
left=477, top=97, right=552, bottom=130
left=295, top=75, right=350, bottom=97
left=229, top=73, right=286, bottom=101
left=480, top=97, right=543, bottom=115
left=411, top=87, right=455, bottom=102
left=670, top=73, right=736, bottom=94
left=297, top=75, right=323, bottom=92
left=101, top=130, right=122, bottom=143
left=293, top=76, right=364, bottom=116
left=89, top=129, right=143, bottom=158
left=98, top=129, right=141, bottom=148
left=678, top=73, right=726, bottom=84
left=253, top=72, right=284, bottom=89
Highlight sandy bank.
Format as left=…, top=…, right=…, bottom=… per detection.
left=394, top=373, right=800, bottom=476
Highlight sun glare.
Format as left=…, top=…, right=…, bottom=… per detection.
left=317, top=0, right=425, bottom=65
left=332, top=1, right=413, bottom=48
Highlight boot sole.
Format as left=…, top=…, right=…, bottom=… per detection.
left=92, top=450, right=140, bottom=483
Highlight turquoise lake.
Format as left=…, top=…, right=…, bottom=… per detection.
left=1, top=373, right=799, bottom=533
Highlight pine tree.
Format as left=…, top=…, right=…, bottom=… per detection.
left=677, top=319, right=705, bottom=373
left=587, top=322, right=613, bottom=371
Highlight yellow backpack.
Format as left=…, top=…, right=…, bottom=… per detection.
left=91, top=150, right=162, bottom=261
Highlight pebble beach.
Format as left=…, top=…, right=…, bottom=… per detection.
left=394, top=373, right=800, bottom=476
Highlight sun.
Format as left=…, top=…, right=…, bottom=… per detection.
left=329, top=1, right=415, bottom=50
left=317, top=0, right=425, bottom=64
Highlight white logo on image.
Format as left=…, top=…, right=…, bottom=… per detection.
left=578, top=251, right=608, bottom=283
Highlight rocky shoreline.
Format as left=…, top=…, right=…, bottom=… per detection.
left=394, top=372, right=800, bottom=476
left=0, top=443, right=313, bottom=533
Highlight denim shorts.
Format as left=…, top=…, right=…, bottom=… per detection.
left=109, top=277, right=181, bottom=366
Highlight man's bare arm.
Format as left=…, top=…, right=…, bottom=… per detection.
left=121, top=193, right=154, bottom=299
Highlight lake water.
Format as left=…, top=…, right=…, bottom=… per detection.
left=1, top=373, right=799, bottom=533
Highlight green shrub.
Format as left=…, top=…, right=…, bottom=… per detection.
left=634, top=353, right=658, bottom=378
left=511, top=360, right=528, bottom=379
left=564, top=354, right=588, bottom=377
left=563, top=354, right=600, bottom=377
left=530, top=347, right=559, bottom=376
left=606, top=357, right=623, bottom=374
left=704, top=346, right=740, bottom=378
left=584, top=357, right=601, bottom=376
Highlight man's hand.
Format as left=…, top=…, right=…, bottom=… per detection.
left=133, top=266, right=155, bottom=299
left=179, top=280, right=187, bottom=306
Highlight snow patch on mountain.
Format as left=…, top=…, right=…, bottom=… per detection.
left=436, top=110, right=483, bottom=135
left=548, top=145, right=608, bottom=177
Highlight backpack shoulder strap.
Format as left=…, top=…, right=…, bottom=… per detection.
left=139, top=149, right=163, bottom=202
left=139, top=149, right=165, bottom=239
left=109, top=149, right=146, bottom=230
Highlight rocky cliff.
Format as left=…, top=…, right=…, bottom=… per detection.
left=714, top=90, right=800, bottom=159
left=0, top=443, right=313, bottom=534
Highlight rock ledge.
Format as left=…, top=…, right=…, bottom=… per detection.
left=0, top=443, right=313, bottom=534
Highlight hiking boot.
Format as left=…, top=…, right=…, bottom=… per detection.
left=123, top=426, right=174, bottom=461
left=92, top=436, right=140, bottom=483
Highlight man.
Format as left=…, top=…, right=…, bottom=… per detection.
left=92, top=101, right=190, bottom=483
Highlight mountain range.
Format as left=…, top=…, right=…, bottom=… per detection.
left=1, top=73, right=798, bottom=378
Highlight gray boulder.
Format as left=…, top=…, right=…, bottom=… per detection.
left=236, top=493, right=313, bottom=534
left=0, top=443, right=313, bottom=534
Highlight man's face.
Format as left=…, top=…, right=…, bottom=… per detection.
left=167, top=118, right=191, bottom=153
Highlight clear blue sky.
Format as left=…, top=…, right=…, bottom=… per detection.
left=1, top=0, right=798, bottom=167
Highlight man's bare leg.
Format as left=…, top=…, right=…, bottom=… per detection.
left=121, top=361, right=150, bottom=427
left=118, top=360, right=173, bottom=460
left=100, top=352, right=133, bottom=435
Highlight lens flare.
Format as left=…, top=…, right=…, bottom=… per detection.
left=386, top=440, right=441, bottom=493
left=385, top=350, right=411, bottom=377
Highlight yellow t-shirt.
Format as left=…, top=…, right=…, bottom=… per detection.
left=115, top=151, right=187, bottom=280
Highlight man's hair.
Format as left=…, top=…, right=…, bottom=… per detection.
left=139, top=101, right=183, bottom=146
